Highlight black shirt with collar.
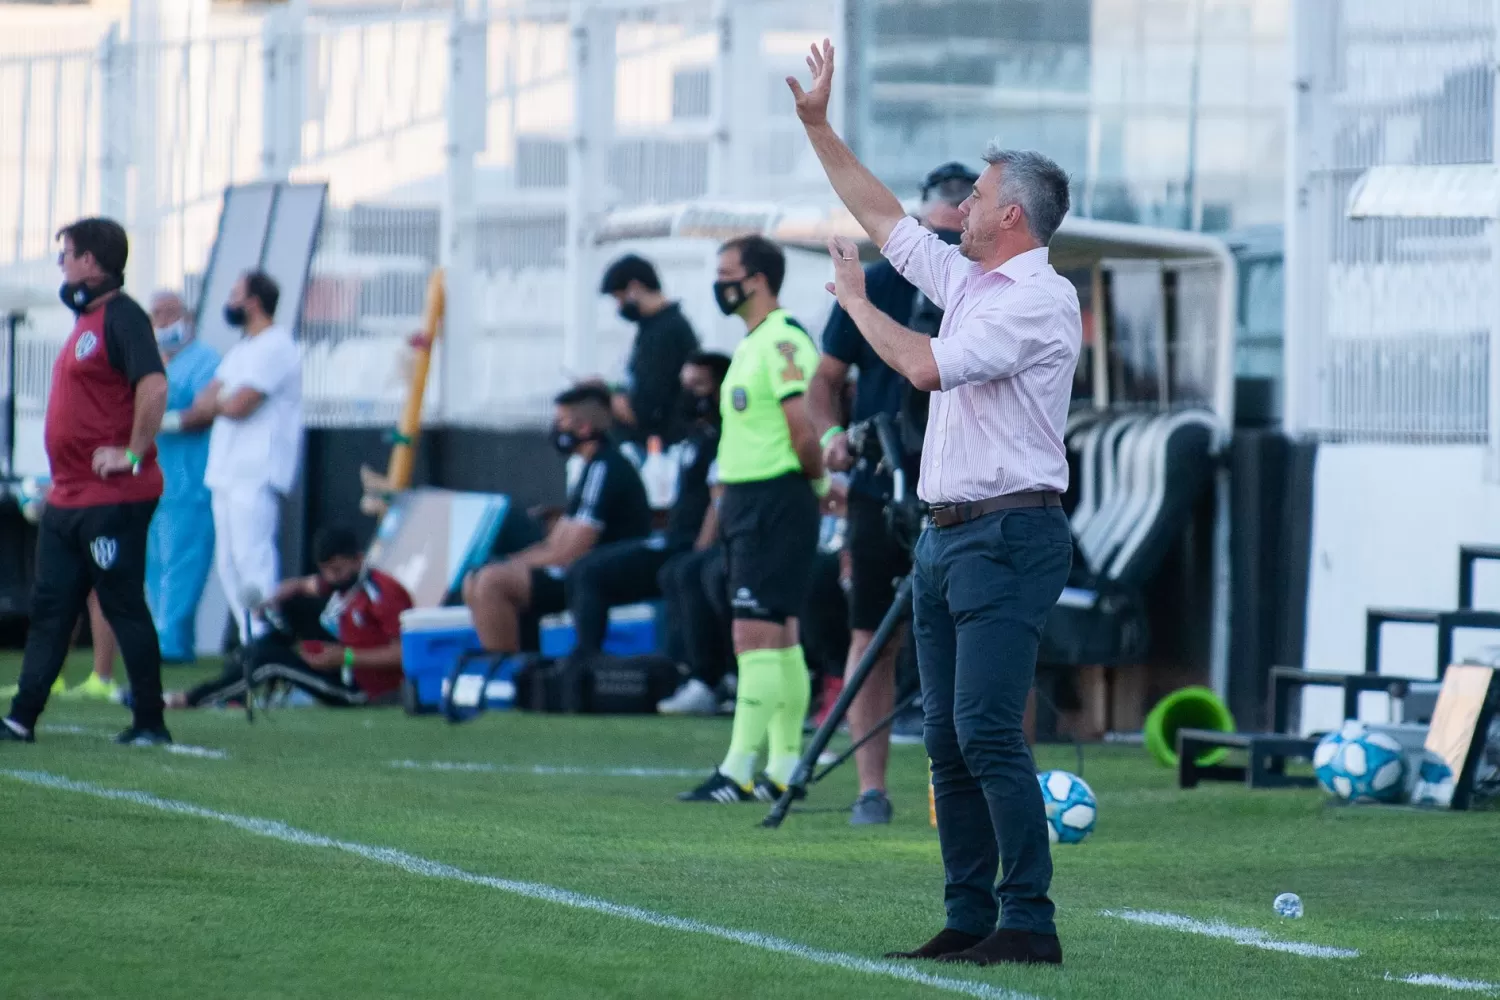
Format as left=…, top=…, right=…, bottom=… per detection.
left=664, top=422, right=719, bottom=552
left=624, top=302, right=699, bottom=445
left=566, top=442, right=653, bottom=546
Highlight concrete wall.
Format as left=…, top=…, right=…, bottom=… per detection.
left=1302, top=443, right=1500, bottom=730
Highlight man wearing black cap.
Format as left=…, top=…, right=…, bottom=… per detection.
left=2, top=217, right=171, bottom=745
left=599, top=254, right=700, bottom=445
left=807, top=161, right=978, bottom=824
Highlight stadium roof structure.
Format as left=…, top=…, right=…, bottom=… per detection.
left=594, top=197, right=1239, bottom=423
left=1346, top=164, right=1500, bottom=220
left=0, top=284, right=58, bottom=315
left=592, top=198, right=1236, bottom=271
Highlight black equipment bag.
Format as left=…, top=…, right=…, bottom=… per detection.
left=588, top=654, right=684, bottom=714
left=515, top=653, right=684, bottom=714
left=514, top=655, right=586, bottom=713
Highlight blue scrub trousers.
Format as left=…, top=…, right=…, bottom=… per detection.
left=146, top=491, right=215, bottom=661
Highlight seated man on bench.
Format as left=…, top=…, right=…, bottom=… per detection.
left=167, top=526, right=412, bottom=708
left=464, top=384, right=652, bottom=659
left=565, top=353, right=729, bottom=673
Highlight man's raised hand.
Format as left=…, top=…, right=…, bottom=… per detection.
left=787, top=38, right=835, bottom=127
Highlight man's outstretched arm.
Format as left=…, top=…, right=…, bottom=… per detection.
left=788, top=40, right=905, bottom=248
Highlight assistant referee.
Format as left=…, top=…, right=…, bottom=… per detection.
left=3, top=218, right=171, bottom=746
left=679, top=235, right=824, bottom=804
left=793, top=43, right=1081, bottom=967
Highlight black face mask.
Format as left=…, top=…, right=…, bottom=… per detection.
left=934, top=228, right=963, bottom=246
left=552, top=425, right=594, bottom=455
left=679, top=392, right=718, bottom=424
left=618, top=301, right=643, bottom=324
left=59, top=275, right=122, bottom=314
left=327, top=572, right=360, bottom=594
left=224, top=304, right=248, bottom=328
left=713, top=279, right=749, bottom=317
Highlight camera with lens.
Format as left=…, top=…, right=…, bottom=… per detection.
left=845, top=411, right=928, bottom=553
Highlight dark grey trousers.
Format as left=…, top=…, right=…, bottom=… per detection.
left=912, top=506, right=1072, bottom=936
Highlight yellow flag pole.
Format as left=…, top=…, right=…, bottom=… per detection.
left=359, top=268, right=445, bottom=517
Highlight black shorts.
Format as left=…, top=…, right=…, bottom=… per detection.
left=846, top=491, right=912, bottom=632
left=516, top=566, right=569, bottom=652
left=528, top=567, right=569, bottom=617
left=720, top=474, right=821, bottom=623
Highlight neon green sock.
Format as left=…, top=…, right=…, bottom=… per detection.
left=720, top=648, right=785, bottom=786
left=765, top=645, right=812, bottom=787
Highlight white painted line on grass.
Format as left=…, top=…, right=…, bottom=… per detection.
left=162, top=744, right=229, bottom=760
left=1388, top=973, right=1500, bottom=994
left=389, top=759, right=700, bottom=778
left=40, top=724, right=227, bottom=760
left=1, top=769, right=1038, bottom=1000
left=1099, top=909, right=1359, bottom=959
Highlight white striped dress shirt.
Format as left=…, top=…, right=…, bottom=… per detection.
left=881, top=216, right=1082, bottom=505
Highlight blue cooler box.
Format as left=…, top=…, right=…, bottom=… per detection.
left=538, top=602, right=661, bottom=659
left=400, top=606, right=485, bottom=712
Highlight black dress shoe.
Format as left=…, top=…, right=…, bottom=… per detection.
left=937, top=928, right=1063, bottom=967
left=0, top=719, right=34, bottom=743
left=113, top=725, right=173, bottom=746
left=884, top=928, right=984, bottom=960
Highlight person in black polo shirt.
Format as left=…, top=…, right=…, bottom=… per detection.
left=3, top=217, right=171, bottom=746
left=463, top=385, right=651, bottom=657
left=600, top=254, right=700, bottom=445
left=564, top=352, right=730, bottom=668
left=807, top=161, right=977, bottom=824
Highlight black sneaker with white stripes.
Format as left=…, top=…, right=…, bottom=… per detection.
left=752, top=773, right=806, bottom=804
left=677, top=769, right=754, bottom=803
left=113, top=725, right=173, bottom=746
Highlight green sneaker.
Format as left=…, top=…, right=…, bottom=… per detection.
left=0, top=677, right=65, bottom=698
left=60, top=674, right=120, bottom=701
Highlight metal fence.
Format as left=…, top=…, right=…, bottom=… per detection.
left=0, top=0, right=843, bottom=452
left=1286, top=0, right=1497, bottom=445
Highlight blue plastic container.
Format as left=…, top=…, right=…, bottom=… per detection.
left=399, top=606, right=485, bottom=712
left=538, top=602, right=662, bottom=659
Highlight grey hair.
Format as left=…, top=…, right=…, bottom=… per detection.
left=149, top=289, right=186, bottom=312
left=981, top=144, right=1071, bottom=244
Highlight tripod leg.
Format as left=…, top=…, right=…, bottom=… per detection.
left=812, top=684, right=921, bottom=782
left=762, top=575, right=913, bottom=829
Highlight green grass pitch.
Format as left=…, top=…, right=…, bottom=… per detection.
left=1, top=653, right=1497, bottom=999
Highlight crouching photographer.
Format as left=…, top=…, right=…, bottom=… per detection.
left=806, top=160, right=972, bottom=825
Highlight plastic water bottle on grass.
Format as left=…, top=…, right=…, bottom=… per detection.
left=1274, top=893, right=1303, bottom=919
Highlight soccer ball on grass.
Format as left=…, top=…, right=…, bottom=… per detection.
left=1038, top=769, right=1096, bottom=844
left=1313, top=722, right=1406, bottom=803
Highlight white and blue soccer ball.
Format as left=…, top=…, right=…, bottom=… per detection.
left=1408, top=750, right=1456, bottom=808
left=13, top=476, right=49, bottom=524
left=1313, top=722, right=1407, bottom=803
left=1038, top=770, right=1096, bottom=844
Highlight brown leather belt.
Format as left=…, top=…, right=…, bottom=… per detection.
left=929, top=490, right=1062, bottom=528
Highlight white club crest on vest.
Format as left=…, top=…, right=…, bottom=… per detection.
left=90, top=536, right=117, bottom=570
left=75, top=331, right=98, bottom=361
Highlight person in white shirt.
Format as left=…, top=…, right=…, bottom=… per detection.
left=179, top=270, right=303, bottom=644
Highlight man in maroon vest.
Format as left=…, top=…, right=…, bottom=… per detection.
left=2, top=217, right=171, bottom=745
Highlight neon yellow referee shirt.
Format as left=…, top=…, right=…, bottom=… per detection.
left=716, top=308, right=820, bottom=485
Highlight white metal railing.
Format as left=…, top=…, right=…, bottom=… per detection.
left=0, top=0, right=844, bottom=443
left=1286, top=0, right=1497, bottom=445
